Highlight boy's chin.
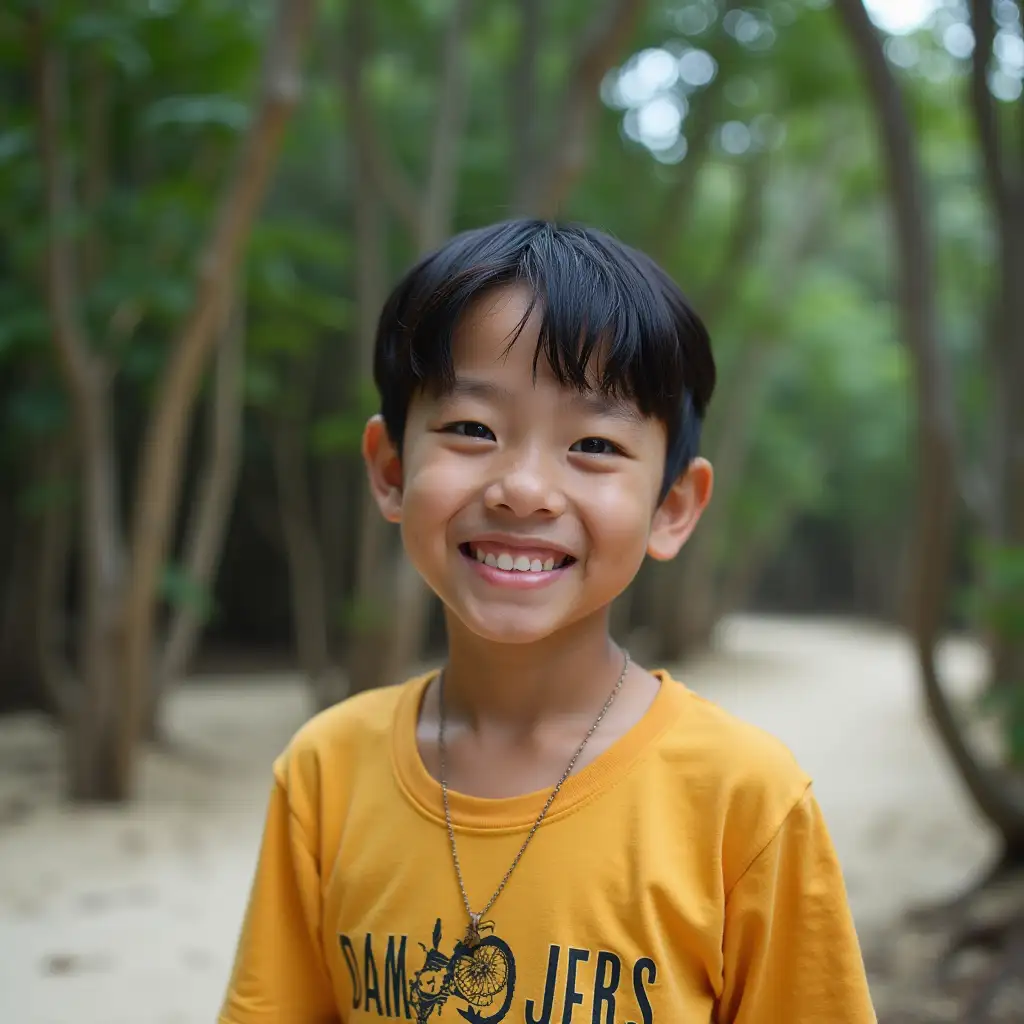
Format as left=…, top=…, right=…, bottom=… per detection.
left=448, top=607, right=573, bottom=647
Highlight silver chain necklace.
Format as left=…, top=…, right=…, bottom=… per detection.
left=438, top=649, right=631, bottom=948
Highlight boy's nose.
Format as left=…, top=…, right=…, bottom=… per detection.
left=483, top=452, right=567, bottom=518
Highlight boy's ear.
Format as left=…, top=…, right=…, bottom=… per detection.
left=362, top=415, right=404, bottom=523
left=647, top=457, right=714, bottom=561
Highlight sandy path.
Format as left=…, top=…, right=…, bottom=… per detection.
left=0, top=616, right=997, bottom=1023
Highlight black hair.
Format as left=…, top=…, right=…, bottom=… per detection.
left=373, top=218, right=716, bottom=501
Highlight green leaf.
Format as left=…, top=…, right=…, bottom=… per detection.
left=159, top=564, right=216, bottom=622
left=143, top=95, right=250, bottom=132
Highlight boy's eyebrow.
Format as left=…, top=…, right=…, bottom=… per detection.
left=570, top=392, right=645, bottom=425
left=447, top=377, right=513, bottom=402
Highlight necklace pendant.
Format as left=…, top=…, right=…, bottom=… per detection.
left=464, top=912, right=482, bottom=948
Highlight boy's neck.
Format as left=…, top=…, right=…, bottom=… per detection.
left=440, top=611, right=627, bottom=732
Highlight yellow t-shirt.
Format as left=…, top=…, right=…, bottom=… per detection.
left=220, top=671, right=876, bottom=1023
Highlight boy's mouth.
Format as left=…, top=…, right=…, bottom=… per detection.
left=459, top=542, right=575, bottom=574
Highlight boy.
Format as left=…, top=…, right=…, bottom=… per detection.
left=219, top=219, right=876, bottom=1022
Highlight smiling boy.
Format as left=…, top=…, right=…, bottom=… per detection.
left=220, top=220, right=876, bottom=1022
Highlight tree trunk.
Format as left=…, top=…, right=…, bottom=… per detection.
left=32, top=1, right=314, bottom=801
left=272, top=412, right=347, bottom=711
left=967, top=0, right=1024, bottom=705
left=836, top=0, right=1024, bottom=854
left=510, top=0, right=544, bottom=213
left=533, top=0, right=648, bottom=218
left=146, top=297, right=247, bottom=738
left=0, top=443, right=72, bottom=716
left=647, top=66, right=728, bottom=266
left=1, top=510, right=48, bottom=713
left=71, top=371, right=127, bottom=801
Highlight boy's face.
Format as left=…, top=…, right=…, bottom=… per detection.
left=364, top=285, right=712, bottom=646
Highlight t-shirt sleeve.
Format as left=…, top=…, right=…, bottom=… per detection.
left=718, top=785, right=876, bottom=1023
left=219, top=774, right=338, bottom=1023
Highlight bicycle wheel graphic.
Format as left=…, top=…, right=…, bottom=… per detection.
left=453, top=936, right=516, bottom=1022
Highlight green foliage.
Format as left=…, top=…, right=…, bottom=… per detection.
left=967, top=543, right=1024, bottom=766
left=160, top=564, right=217, bottom=623
left=969, top=543, right=1024, bottom=643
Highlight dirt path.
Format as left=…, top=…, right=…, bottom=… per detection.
left=0, top=616, right=997, bottom=1023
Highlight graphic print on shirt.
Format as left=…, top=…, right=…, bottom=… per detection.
left=408, top=917, right=515, bottom=1022
left=339, top=920, right=659, bottom=1022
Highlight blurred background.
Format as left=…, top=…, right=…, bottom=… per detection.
left=1, top=0, right=1023, bottom=1021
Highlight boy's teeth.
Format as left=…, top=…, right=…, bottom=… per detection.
left=472, top=547, right=565, bottom=572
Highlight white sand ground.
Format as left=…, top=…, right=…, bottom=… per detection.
left=0, top=616, right=999, bottom=1024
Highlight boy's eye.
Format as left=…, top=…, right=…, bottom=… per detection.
left=571, top=437, right=622, bottom=456
left=443, top=421, right=496, bottom=441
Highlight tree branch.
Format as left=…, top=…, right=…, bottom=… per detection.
left=32, top=14, right=124, bottom=644
left=340, top=4, right=387, bottom=374
left=648, top=70, right=727, bottom=265
left=30, top=18, right=100, bottom=413
left=419, top=0, right=473, bottom=250
left=968, top=0, right=1009, bottom=218
left=118, top=0, right=315, bottom=783
left=81, top=49, right=110, bottom=284
left=153, top=296, right=246, bottom=703
left=510, top=0, right=544, bottom=213
left=697, top=152, right=770, bottom=325
left=351, top=107, right=423, bottom=236
left=34, top=442, right=77, bottom=724
left=340, top=3, right=423, bottom=236
left=534, top=0, right=647, bottom=218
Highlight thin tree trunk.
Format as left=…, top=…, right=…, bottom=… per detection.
left=510, top=0, right=544, bottom=213
left=533, top=0, right=647, bottom=218
left=0, top=443, right=72, bottom=716
left=147, top=297, right=247, bottom=736
left=32, top=20, right=125, bottom=801
left=968, top=0, right=1024, bottom=701
left=647, top=155, right=772, bottom=658
left=34, top=443, right=75, bottom=724
left=0, top=509, right=45, bottom=713
left=648, top=58, right=729, bottom=265
left=117, top=0, right=314, bottom=797
left=836, top=0, right=1024, bottom=852
left=272, top=413, right=346, bottom=711
left=717, top=499, right=803, bottom=616
left=335, top=1, right=396, bottom=695
left=418, top=0, right=473, bottom=250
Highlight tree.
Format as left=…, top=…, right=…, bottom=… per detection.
left=28, top=0, right=314, bottom=800
left=834, top=0, right=1024, bottom=857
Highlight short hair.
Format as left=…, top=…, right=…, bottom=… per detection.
left=372, top=218, right=716, bottom=501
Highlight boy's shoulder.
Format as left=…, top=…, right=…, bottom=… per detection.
left=272, top=674, right=428, bottom=794
left=658, top=671, right=808, bottom=784
left=655, top=672, right=813, bottom=861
